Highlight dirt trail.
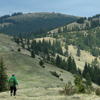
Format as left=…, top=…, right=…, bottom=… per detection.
left=0, top=88, right=100, bottom=100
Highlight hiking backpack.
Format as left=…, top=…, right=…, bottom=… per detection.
left=9, top=78, right=15, bottom=87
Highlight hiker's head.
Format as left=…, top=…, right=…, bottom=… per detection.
left=12, top=74, right=15, bottom=76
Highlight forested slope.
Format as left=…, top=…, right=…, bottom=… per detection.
left=0, top=12, right=78, bottom=36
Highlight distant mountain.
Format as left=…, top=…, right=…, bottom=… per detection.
left=0, top=12, right=78, bottom=36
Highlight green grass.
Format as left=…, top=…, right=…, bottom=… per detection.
left=0, top=33, right=100, bottom=100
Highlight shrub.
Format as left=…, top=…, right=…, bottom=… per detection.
left=41, top=65, right=45, bottom=68
left=60, top=70, right=63, bottom=73
left=74, top=76, right=86, bottom=93
left=95, top=88, right=100, bottom=96
left=49, top=71, right=60, bottom=78
left=59, top=81, right=76, bottom=95
left=78, top=83, right=86, bottom=93
left=39, top=60, right=44, bottom=66
left=17, top=48, right=21, bottom=52
left=60, top=78, right=63, bottom=81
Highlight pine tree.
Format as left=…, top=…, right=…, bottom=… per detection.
left=27, top=38, right=30, bottom=45
left=76, top=47, right=81, bottom=57
left=55, top=55, right=61, bottom=67
left=72, top=59, right=77, bottom=74
left=50, top=57, right=55, bottom=65
left=85, top=73, right=92, bottom=87
left=27, top=44, right=30, bottom=51
left=47, top=54, right=50, bottom=61
left=83, top=62, right=88, bottom=78
left=0, top=57, right=8, bottom=92
left=31, top=50, right=35, bottom=58
left=67, top=56, right=72, bottom=71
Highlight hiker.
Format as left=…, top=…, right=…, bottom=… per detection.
left=8, top=74, right=18, bottom=96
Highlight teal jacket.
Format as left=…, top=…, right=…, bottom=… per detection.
left=8, top=76, right=18, bottom=87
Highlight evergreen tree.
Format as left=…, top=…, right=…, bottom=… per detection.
left=67, top=56, right=72, bottom=71
left=76, top=47, right=81, bottom=57
left=55, top=55, right=61, bottom=67
left=0, top=57, right=8, bottom=92
left=97, top=75, right=100, bottom=85
left=47, top=54, right=50, bottom=61
left=58, top=27, right=62, bottom=33
left=50, top=57, right=55, bottom=65
left=85, top=72, right=92, bottom=87
left=72, top=59, right=77, bottom=74
left=22, top=42, right=25, bottom=48
left=65, top=43, right=68, bottom=50
left=31, top=50, right=35, bottom=58
left=83, top=62, right=88, bottom=78
left=77, top=68, right=82, bottom=75
left=27, top=38, right=30, bottom=45
left=27, top=44, right=30, bottom=51
left=19, top=33, right=22, bottom=39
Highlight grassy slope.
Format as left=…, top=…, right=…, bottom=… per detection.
left=35, top=37, right=99, bottom=70
left=0, top=33, right=75, bottom=99
left=0, top=33, right=99, bottom=100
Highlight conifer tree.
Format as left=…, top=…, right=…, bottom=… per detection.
left=27, top=45, right=30, bottom=51
left=85, top=73, right=92, bottom=87
left=72, top=59, right=77, bottom=74
left=47, top=54, right=50, bottom=61
left=76, top=47, right=81, bottom=57
left=31, top=50, right=35, bottom=58
left=67, top=56, right=72, bottom=71
left=0, top=57, right=8, bottom=92
left=27, top=38, right=30, bottom=45
left=56, top=55, right=61, bottom=67
left=83, top=62, right=88, bottom=78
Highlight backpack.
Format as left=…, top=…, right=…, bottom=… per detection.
left=9, top=78, right=15, bottom=87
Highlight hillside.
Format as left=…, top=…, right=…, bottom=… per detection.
left=0, top=33, right=74, bottom=99
left=48, top=16, right=100, bottom=33
left=0, top=12, right=78, bottom=36
left=0, top=33, right=100, bottom=100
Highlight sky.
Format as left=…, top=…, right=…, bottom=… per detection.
left=0, top=0, right=100, bottom=17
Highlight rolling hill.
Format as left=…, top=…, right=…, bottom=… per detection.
left=1, top=13, right=100, bottom=99
left=0, top=33, right=100, bottom=100
left=0, top=12, right=78, bottom=36
left=0, top=33, right=75, bottom=99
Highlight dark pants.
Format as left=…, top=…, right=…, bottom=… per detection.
left=10, top=87, right=17, bottom=96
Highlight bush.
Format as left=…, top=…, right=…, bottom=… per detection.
left=17, top=48, right=21, bottom=52
left=95, top=88, right=100, bottom=96
left=60, top=78, right=63, bottom=81
left=41, top=65, right=45, bottom=68
left=74, top=76, right=86, bottom=93
left=59, top=81, right=76, bottom=95
left=39, top=60, right=44, bottom=66
left=60, top=70, right=63, bottom=73
left=78, top=83, right=86, bottom=93
left=49, top=71, right=60, bottom=78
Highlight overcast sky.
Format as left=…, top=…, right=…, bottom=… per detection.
left=0, top=0, right=100, bottom=17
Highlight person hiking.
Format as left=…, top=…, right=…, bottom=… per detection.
left=8, top=74, right=18, bottom=96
